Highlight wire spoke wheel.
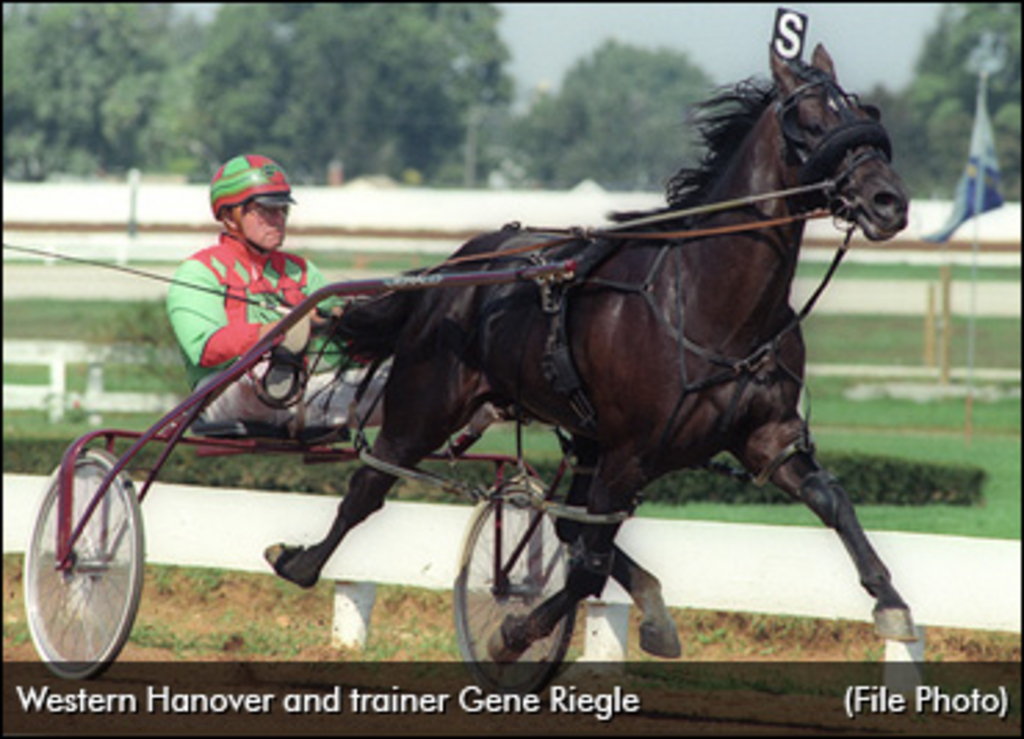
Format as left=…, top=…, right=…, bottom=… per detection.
left=24, top=449, right=144, bottom=680
left=454, top=485, right=574, bottom=693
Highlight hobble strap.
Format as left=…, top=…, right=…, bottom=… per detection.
left=754, top=426, right=816, bottom=487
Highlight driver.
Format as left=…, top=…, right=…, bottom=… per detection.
left=166, top=154, right=382, bottom=439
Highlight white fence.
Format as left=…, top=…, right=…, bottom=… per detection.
left=4, top=180, right=1020, bottom=248
left=3, top=340, right=179, bottom=422
left=6, top=341, right=1018, bottom=431
left=4, top=475, right=1019, bottom=667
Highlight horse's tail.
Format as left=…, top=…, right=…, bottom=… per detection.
left=334, top=289, right=417, bottom=361
left=334, top=226, right=527, bottom=361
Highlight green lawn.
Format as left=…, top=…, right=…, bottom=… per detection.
left=637, top=430, right=1021, bottom=540
left=4, top=281, right=1020, bottom=541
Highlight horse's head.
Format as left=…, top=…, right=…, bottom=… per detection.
left=771, top=44, right=908, bottom=241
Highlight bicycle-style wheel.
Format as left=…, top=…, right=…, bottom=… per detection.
left=454, top=490, right=574, bottom=693
left=24, top=448, right=145, bottom=679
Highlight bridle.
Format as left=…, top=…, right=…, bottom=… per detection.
left=775, top=64, right=893, bottom=220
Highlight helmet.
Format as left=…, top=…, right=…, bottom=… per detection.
left=210, top=154, right=296, bottom=219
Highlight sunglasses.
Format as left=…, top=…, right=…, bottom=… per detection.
left=245, top=201, right=290, bottom=219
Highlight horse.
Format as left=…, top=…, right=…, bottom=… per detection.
left=264, top=43, right=916, bottom=664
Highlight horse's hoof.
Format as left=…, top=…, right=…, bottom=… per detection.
left=639, top=617, right=682, bottom=659
left=264, top=543, right=319, bottom=589
left=487, top=615, right=530, bottom=663
left=873, top=607, right=917, bottom=641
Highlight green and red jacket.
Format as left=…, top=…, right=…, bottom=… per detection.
left=166, top=233, right=343, bottom=388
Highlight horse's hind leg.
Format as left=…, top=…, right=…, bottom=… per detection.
left=264, top=440, right=404, bottom=588
left=489, top=449, right=645, bottom=663
left=743, top=427, right=916, bottom=640
left=266, top=367, right=467, bottom=588
left=489, top=519, right=621, bottom=663
left=557, top=436, right=680, bottom=658
left=612, top=548, right=681, bottom=657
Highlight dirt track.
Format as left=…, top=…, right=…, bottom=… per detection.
left=4, top=558, right=1019, bottom=736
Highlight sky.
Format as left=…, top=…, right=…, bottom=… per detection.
left=175, top=3, right=946, bottom=102
left=497, top=3, right=946, bottom=104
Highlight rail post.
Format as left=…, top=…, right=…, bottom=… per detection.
left=580, top=600, right=630, bottom=663
left=331, top=580, right=377, bottom=650
left=884, top=626, right=927, bottom=692
left=924, top=282, right=937, bottom=368
left=47, top=355, right=66, bottom=423
left=939, top=266, right=953, bottom=385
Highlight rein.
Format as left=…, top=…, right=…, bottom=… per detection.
left=430, top=180, right=838, bottom=272
left=550, top=208, right=831, bottom=244
left=2, top=242, right=294, bottom=315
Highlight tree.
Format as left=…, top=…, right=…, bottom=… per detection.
left=510, top=41, right=713, bottom=190
left=3, top=4, right=193, bottom=180
left=905, top=3, right=1021, bottom=200
left=189, top=4, right=512, bottom=184
left=187, top=4, right=295, bottom=172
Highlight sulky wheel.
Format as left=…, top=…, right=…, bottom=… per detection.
left=24, top=448, right=145, bottom=679
left=453, top=479, right=574, bottom=693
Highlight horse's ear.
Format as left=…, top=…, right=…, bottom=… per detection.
left=770, top=44, right=799, bottom=92
left=811, top=44, right=837, bottom=81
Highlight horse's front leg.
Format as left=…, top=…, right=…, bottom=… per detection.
left=741, top=425, right=916, bottom=640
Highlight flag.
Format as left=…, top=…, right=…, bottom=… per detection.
left=925, top=86, right=1003, bottom=242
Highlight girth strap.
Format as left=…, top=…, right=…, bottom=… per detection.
left=540, top=279, right=598, bottom=433
left=535, top=235, right=620, bottom=435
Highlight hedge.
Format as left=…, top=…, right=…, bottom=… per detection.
left=3, top=437, right=985, bottom=507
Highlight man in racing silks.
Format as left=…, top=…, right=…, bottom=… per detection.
left=166, top=153, right=382, bottom=439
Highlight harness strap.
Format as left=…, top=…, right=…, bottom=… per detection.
left=358, top=448, right=480, bottom=499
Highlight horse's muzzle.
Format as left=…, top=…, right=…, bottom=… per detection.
left=855, top=177, right=909, bottom=241
left=832, top=152, right=908, bottom=242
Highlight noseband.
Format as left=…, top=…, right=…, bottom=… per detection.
left=776, top=67, right=892, bottom=191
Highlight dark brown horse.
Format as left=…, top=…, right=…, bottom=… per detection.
left=265, top=44, right=916, bottom=661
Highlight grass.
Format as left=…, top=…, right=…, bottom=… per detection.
left=795, top=260, right=1020, bottom=283
left=803, top=314, right=1021, bottom=369
left=3, top=278, right=1020, bottom=542
left=4, top=554, right=1018, bottom=666
left=5, top=299, right=1021, bottom=370
left=638, top=432, right=1021, bottom=539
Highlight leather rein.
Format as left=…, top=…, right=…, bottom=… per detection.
left=430, top=184, right=836, bottom=272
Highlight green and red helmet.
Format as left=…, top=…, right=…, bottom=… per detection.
left=209, top=154, right=296, bottom=219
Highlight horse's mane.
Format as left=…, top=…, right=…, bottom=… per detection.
left=611, top=78, right=777, bottom=224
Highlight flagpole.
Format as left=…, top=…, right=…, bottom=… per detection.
left=965, top=68, right=987, bottom=446
left=962, top=33, right=1006, bottom=445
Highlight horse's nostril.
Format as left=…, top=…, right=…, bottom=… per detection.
left=873, top=190, right=906, bottom=217
left=874, top=192, right=896, bottom=209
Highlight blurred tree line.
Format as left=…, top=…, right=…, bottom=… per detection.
left=3, top=3, right=1020, bottom=200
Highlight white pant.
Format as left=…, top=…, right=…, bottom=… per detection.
left=199, top=362, right=386, bottom=433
